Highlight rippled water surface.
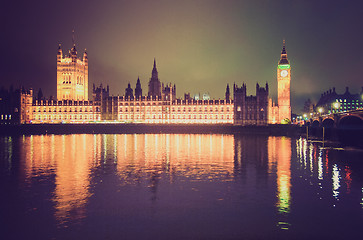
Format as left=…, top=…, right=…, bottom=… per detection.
left=0, top=134, right=362, bottom=239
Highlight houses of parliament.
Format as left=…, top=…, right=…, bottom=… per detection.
left=0, top=41, right=291, bottom=125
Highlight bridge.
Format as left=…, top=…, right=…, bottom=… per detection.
left=301, top=108, right=363, bottom=147
left=304, top=108, right=363, bottom=128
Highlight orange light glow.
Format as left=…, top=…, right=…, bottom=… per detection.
left=268, top=136, right=291, bottom=215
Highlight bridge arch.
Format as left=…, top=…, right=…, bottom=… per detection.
left=311, top=120, right=320, bottom=128
left=338, top=115, right=363, bottom=128
left=322, top=118, right=334, bottom=128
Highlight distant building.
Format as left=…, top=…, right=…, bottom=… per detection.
left=0, top=87, right=32, bottom=124
left=314, top=87, right=363, bottom=114
left=3, top=40, right=292, bottom=125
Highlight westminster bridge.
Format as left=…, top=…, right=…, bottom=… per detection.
left=304, top=108, right=363, bottom=128
left=302, top=109, right=363, bottom=147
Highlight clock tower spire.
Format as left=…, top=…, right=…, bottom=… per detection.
left=277, top=40, right=291, bottom=123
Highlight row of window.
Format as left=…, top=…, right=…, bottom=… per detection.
left=337, top=99, right=362, bottom=103
left=34, top=114, right=99, bottom=121
left=119, top=106, right=231, bottom=112
left=33, top=107, right=99, bottom=112
left=34, top=101, right=94, bottom=106
left=119, top=114, right=231, bottom=120
left=120, top=102, right=232, bottom=106
left=1, top=115, right=11, bottom=120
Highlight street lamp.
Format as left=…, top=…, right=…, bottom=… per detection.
left=332, top=102, right=340, bottom=112
left=318, top=107, right=324, bottom=114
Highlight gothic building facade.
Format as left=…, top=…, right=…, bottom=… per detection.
left=57, top=44, right=88, bottom=101
left=234, top=83, right=269, bottom=125
left=4, top=41, right=291, bottom=125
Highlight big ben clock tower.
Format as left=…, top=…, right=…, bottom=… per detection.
left=277, top=40, right=291, bottom=122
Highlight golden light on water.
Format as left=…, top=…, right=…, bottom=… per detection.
left=115, top=134, right=235, bottom=182
left=21, top=135, right=95, bottom=225
left=268, top=136, right=291, bottom=215
left=20, top=134, right=235, bottom=225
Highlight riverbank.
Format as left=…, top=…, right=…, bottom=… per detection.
left=0, top=123, right=300, bottom=136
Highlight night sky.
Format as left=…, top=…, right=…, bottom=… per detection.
left=2, top=0, right=363, bottom=113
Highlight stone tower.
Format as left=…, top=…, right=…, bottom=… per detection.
left=148, top=58, right=161, bottom=97
left=57, top=43, right=88, bottom=101
left=277, top=40, right=291, bottom=122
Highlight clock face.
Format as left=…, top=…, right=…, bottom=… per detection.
left=280, top=70, right=288, bottom=77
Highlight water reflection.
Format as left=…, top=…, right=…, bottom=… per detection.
left=18, top=134, right=236, bottom=225
left=20, top=134, right=95, bottom=226
left=1, top=134, right=362, bottom=238
left=269, top=137, right=291, bottom=215
left=268, top=137, right=292, bottom=230
left=115, top=134, right=235, bottom=184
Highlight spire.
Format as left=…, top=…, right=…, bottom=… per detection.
left=57, top=44, right=62, bottom=56
left=69, top=30, right=77, bottom=57
left=281, top=39, right=286, bottom=55
left=135, top=76, right=142, bottom=98
left=72, top=29, right=75, bottom=46
left=279, top=39, right=289, bottom=65
left=151, top=58, right=158, bottom=79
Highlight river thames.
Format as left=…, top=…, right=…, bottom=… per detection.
left=0, top=134, right=362, bottom=239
